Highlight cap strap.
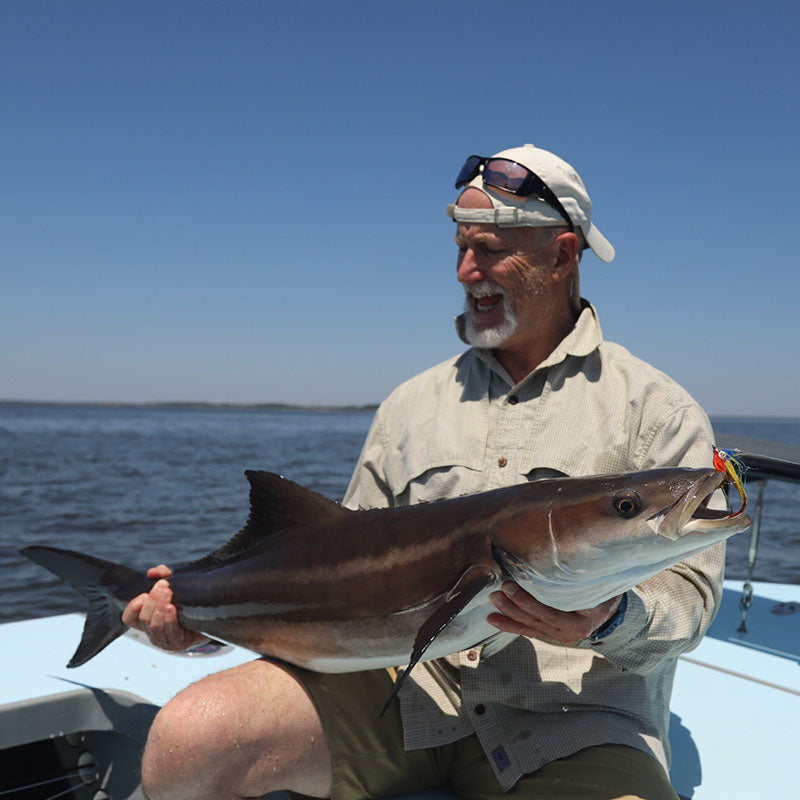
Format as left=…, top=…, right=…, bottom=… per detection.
left=446, top=204, right=566, bottom=227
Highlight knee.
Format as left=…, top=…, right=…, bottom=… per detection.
left=140, top=706, right=174, bottom=800
left=141, top=682, right=242, bottom=800
left=141, top=691, right=195, bottom=800
left=141, top=660, right=328, bottom=799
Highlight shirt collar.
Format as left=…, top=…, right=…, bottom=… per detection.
left=454, top=299, right=604, bottom=385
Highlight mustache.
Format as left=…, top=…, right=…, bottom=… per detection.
left=463, top=279, right=506, bottom=300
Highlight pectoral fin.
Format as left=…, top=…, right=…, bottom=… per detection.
left=380, top=565, right=498, bottom=717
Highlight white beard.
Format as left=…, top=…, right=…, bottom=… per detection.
left=461, top=281, right=518, bottom=349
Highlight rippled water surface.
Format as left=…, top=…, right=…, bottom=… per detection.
left=2, top=404, right=798, bottom=623
left=1, top=403, right=373, bottom=622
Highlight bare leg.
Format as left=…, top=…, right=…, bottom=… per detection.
left=141, top=659, right=332, bottom=800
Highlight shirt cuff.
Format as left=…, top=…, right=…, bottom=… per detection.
left=588, top=592, right=628, bottom=641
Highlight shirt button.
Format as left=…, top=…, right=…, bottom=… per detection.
left=474, top=704, right=486, bottom=715
left=508, top=395, right=519, bottom=405
left=467, top=649, right=478, bottom=661
left=497, top=457, right=507, bottom=468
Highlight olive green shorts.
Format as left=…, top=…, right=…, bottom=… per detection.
left=288, top=666, right=678, bottom=800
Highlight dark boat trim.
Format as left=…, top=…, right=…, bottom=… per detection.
left=714, top=434, right=800, bottom=485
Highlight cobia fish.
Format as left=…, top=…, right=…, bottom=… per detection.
left=21, top=466, right=750, bottom=706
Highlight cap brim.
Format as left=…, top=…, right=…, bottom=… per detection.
left=583, top=223, right=615, bottom=262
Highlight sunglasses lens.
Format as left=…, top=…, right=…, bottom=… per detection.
left=455, top=156, right=484, bottom=189
left=454, top=155, right=574, bottom=231
left=483, top=159, right=531, bottom=194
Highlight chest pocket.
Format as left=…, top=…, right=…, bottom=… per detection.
left=519, top=445, right=603, bottom=483
left=382, top=399, right=490, bottom=506
left=516, top=418, right=636, bottom=483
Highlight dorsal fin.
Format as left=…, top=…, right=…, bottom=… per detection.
left=184, top=471, right=350, bottom=571
left=244, top=470, right=349, bottom=532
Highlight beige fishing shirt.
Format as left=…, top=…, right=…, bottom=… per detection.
left=343, top=301, right=725, bottom=791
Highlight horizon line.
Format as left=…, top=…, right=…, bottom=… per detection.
left=0, top=398, right=380, bottom=413
left=0, top=399, right=798, bottom=421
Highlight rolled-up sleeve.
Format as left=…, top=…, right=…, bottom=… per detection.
left=580, top=403, right=726, bottom=672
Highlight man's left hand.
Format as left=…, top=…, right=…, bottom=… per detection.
left=489, top=582, right=622, bottom=645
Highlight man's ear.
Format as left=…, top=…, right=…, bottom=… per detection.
left=551, top=232, right=580, bottom=284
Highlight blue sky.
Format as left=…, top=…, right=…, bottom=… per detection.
left=1, top=0, right=798, bottom=415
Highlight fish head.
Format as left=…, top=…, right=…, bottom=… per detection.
left=560, top=467, right=750, bottom=541
left=494, top=467, right=752, bottom=610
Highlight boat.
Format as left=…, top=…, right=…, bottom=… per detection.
left=1, top=436, right=798, bottom=800
left=667, top=434, right=800, bottom=799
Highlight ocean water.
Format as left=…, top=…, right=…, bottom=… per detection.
left=1, top=403, right=373, bottom=623
left=1, top=403, right=798, bottom=624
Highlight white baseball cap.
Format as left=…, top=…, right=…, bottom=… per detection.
left=447, top=143, right=615, bottom=262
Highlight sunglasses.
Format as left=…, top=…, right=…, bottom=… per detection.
left=455, top=155, right=574, bottom=232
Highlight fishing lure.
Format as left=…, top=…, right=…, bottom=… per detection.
left=713, top=446, right=747, bottom=516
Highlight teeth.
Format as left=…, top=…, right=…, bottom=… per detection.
left=465, top=281, right=505, bottom=313
left=468, top=281, right=504, bottom=299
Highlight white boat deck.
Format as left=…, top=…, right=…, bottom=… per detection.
left=668, top=580, right=799, bottom=798
left=2, top=579, right=798, bottom=800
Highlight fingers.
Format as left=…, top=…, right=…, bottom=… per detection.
left=138, top=580, right=191, bottom=650
left=137, top=579, right=173, bottom=630
left=122, top=567, right=173, bottom=631
left=493, top=583, right=558, bottom=624
left=489, top=584, right=570, bottom=640
left=121, top=593, right=147, bottom=628
left=146, top=564, right=173, bottom=580
left=486, top=610, right=539, bottom=637
left=489, top=583, right=621, bottom=645
left=122, top=578, right=207, bottom=652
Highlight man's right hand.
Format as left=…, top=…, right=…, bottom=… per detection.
left=121, top=565, right=208, bottom=651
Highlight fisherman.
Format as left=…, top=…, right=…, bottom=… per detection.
left=126, top=144, right=724, bottom=800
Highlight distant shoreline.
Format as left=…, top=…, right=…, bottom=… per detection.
left=0, top=400, right=797, bottom=421
left=0, top=399, right=379, bottom=414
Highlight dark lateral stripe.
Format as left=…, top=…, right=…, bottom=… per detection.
left=175, top=523, right=482, bottom=620
left=184, top=601, right=311, bottom=621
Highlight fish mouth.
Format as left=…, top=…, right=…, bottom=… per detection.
left=649, top=470, right=751, bottom=540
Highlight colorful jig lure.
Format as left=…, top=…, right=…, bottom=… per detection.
left=712, top=446, right=747, bottom=517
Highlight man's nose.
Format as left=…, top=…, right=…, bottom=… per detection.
left=457, top=248, right=484, bottom=283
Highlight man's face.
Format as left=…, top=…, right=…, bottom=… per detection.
left=455, top=222, right=553, bottom=350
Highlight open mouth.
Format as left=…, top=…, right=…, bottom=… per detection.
left=650, top=471, right=750, bottom=539
left=474, top=294, right=503, bottom=312
left=466, top=281, right=506, bottom=315
left=690, top=505, right=736, bottom=520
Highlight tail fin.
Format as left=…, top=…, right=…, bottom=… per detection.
left=20, top=545, right=152, bottom=667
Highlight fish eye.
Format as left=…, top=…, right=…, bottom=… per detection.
left=613, top=491, right=642, bottom=518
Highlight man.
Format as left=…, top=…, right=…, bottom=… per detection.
left=126, top=144, right=723, bottom=800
